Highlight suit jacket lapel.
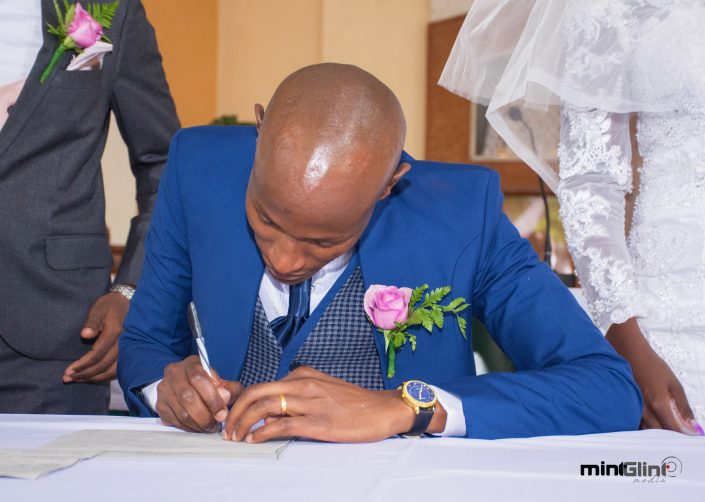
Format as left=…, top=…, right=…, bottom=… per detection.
left=0, top=0, right=68, bottom=160
left=358, top=160, right=474, bottom=389
left=200, top=214, right=265, bottom=382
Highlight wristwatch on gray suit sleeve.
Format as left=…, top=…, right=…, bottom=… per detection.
left=110, top=284, right=135, bottom=301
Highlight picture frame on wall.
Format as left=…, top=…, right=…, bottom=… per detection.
left=470, top=103, right=520, bottom=162
left=426, top=15, right=542, bottom=195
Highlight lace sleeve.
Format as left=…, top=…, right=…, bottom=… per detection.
left=557, top=104, right=644, bottom=330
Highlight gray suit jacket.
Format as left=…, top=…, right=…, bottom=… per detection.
left=0, top=0, right=179, bottom=360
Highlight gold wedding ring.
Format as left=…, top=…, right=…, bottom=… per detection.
left=280, top=393, right=288, bottom=416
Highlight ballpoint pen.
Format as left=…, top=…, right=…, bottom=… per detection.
left=187, top=301, right=226, bottom=433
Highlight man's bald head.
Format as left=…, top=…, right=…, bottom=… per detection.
left=246, top=63, right=411, bottom=284
left=255, top=63, right=406, bottom=198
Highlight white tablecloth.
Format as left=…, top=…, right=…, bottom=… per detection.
left=0, top=414, right=703, bottom=501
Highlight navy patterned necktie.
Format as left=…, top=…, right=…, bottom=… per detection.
left=270, top=278, right=312, bottom=348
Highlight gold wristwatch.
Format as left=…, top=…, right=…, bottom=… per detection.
left=400, top=380, right=437, bottom=435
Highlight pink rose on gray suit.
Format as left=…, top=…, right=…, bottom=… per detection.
left=68, top=4, right=103, bottom=48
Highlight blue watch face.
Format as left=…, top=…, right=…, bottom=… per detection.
left=406, top=381, right=435, bottom=404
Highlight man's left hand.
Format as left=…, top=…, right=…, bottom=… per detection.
left=223, top=366, right=447, bottom=443
left=63, top=292, right=130, bottom=384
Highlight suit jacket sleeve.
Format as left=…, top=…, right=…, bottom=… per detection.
left=118, top=131, right=192, bottom=417
left=438, top=172, right=643, bottom=439
left=110, top=0, right=180, bottom=286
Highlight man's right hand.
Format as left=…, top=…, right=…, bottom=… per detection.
left=156, top=355, right=243, bottom=432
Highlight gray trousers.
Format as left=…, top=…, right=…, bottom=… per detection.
left=0, top=334, right=109, bottom=414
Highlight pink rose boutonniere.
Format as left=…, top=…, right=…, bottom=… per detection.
left=41, top=1, right=120, bottom=83
left=364, top=284, right=470, bottom=378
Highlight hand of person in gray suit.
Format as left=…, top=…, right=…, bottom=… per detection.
left=0, top=0, right=179, bottom=414
left=63, top=293, right=130, bottom=383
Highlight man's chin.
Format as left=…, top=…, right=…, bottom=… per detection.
left=268, top=269, right=311, bottom=285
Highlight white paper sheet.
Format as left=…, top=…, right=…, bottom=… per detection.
left=0, top=429, right=290, bottom=479
left=44, top=429, right=291, bottom=458
left=0, top=449, right=98, bottom=480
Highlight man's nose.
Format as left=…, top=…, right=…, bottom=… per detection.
left=267, top=238, right=306, bottom=276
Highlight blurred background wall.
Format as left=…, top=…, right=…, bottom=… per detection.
left=103, top=0, right=474, bottom=245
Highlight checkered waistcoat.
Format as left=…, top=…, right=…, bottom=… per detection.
left=239, top=267, right=384, bottom=390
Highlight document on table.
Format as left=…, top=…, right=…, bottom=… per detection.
left=0, top=429, right=291, bottom=479
left=44, top=429, right=291, bottom=458
left=0, top=449, right=100, bottom=480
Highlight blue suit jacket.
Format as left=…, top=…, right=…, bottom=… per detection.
left=118, top=126, right=642, bottom=439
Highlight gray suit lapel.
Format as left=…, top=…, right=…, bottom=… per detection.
left=0, top=0, right=69, bottom=160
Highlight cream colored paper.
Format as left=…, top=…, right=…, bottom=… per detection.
left=0, top=449, right=98, bottom=480
left=44, top=429, right=291, bottom=459
left=0, top=429, right=290, bottom=479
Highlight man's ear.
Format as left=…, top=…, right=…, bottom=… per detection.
left=254, top=103, right=265, bottom=133
left=379, top=162, right=411, bottom=200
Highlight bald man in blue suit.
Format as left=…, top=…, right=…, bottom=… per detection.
left=118, top=64, right=642, bottom=442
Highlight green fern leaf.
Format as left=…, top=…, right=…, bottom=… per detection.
left=454, top=303, right=470, bottom=314
left=88, top=1, right=120, bottom=30
left=421, top=316, right=434, bottom=333
left=407, top=308, right=427, bottom=327
left=409, top=284, right=427, bottom=309
left=64, top=4, right=76, bottom=26
left=106, top=3, right=121, bottom=27
left=426, top=286, right=451, bottom=305
left=457, top=316, right=468, bottom=339
left=393, top=332, right=406, bottom=349
left=430, top=308, right=444, bottom=329
left=444, top=297, right=465, bottom=311
left=47, top=23, right=63, bottom=37
left=53, top=0, right=65, bottom=27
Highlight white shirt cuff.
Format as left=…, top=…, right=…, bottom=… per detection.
left=431, top=385, right=466, bottom=437
left=141, top=379, right=162, bottom=414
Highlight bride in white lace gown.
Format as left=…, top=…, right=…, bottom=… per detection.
left=440, top=0, right=705, bottom=434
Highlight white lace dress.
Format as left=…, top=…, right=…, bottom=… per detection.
left=440, top=0, right=705, bottom=423
left=557, top=5, right=705, bottom=423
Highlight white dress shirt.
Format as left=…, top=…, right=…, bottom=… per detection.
left=144, top=253, right=466, bottom=436
left=259, top=251, right=353, bottom=321
left=0, top=0, right=42, bottom=86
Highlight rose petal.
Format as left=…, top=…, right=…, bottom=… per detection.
left=395, top=306, right=409, bottom=324
left=400, top=287, right=413, bottom=303
left=385, top=296, right=405, bottom=311
left=68, top=4, right=103, bottom=48
left=364, top=285, right=385, bottom=320
left=371, top=308, right=401, bottom=330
